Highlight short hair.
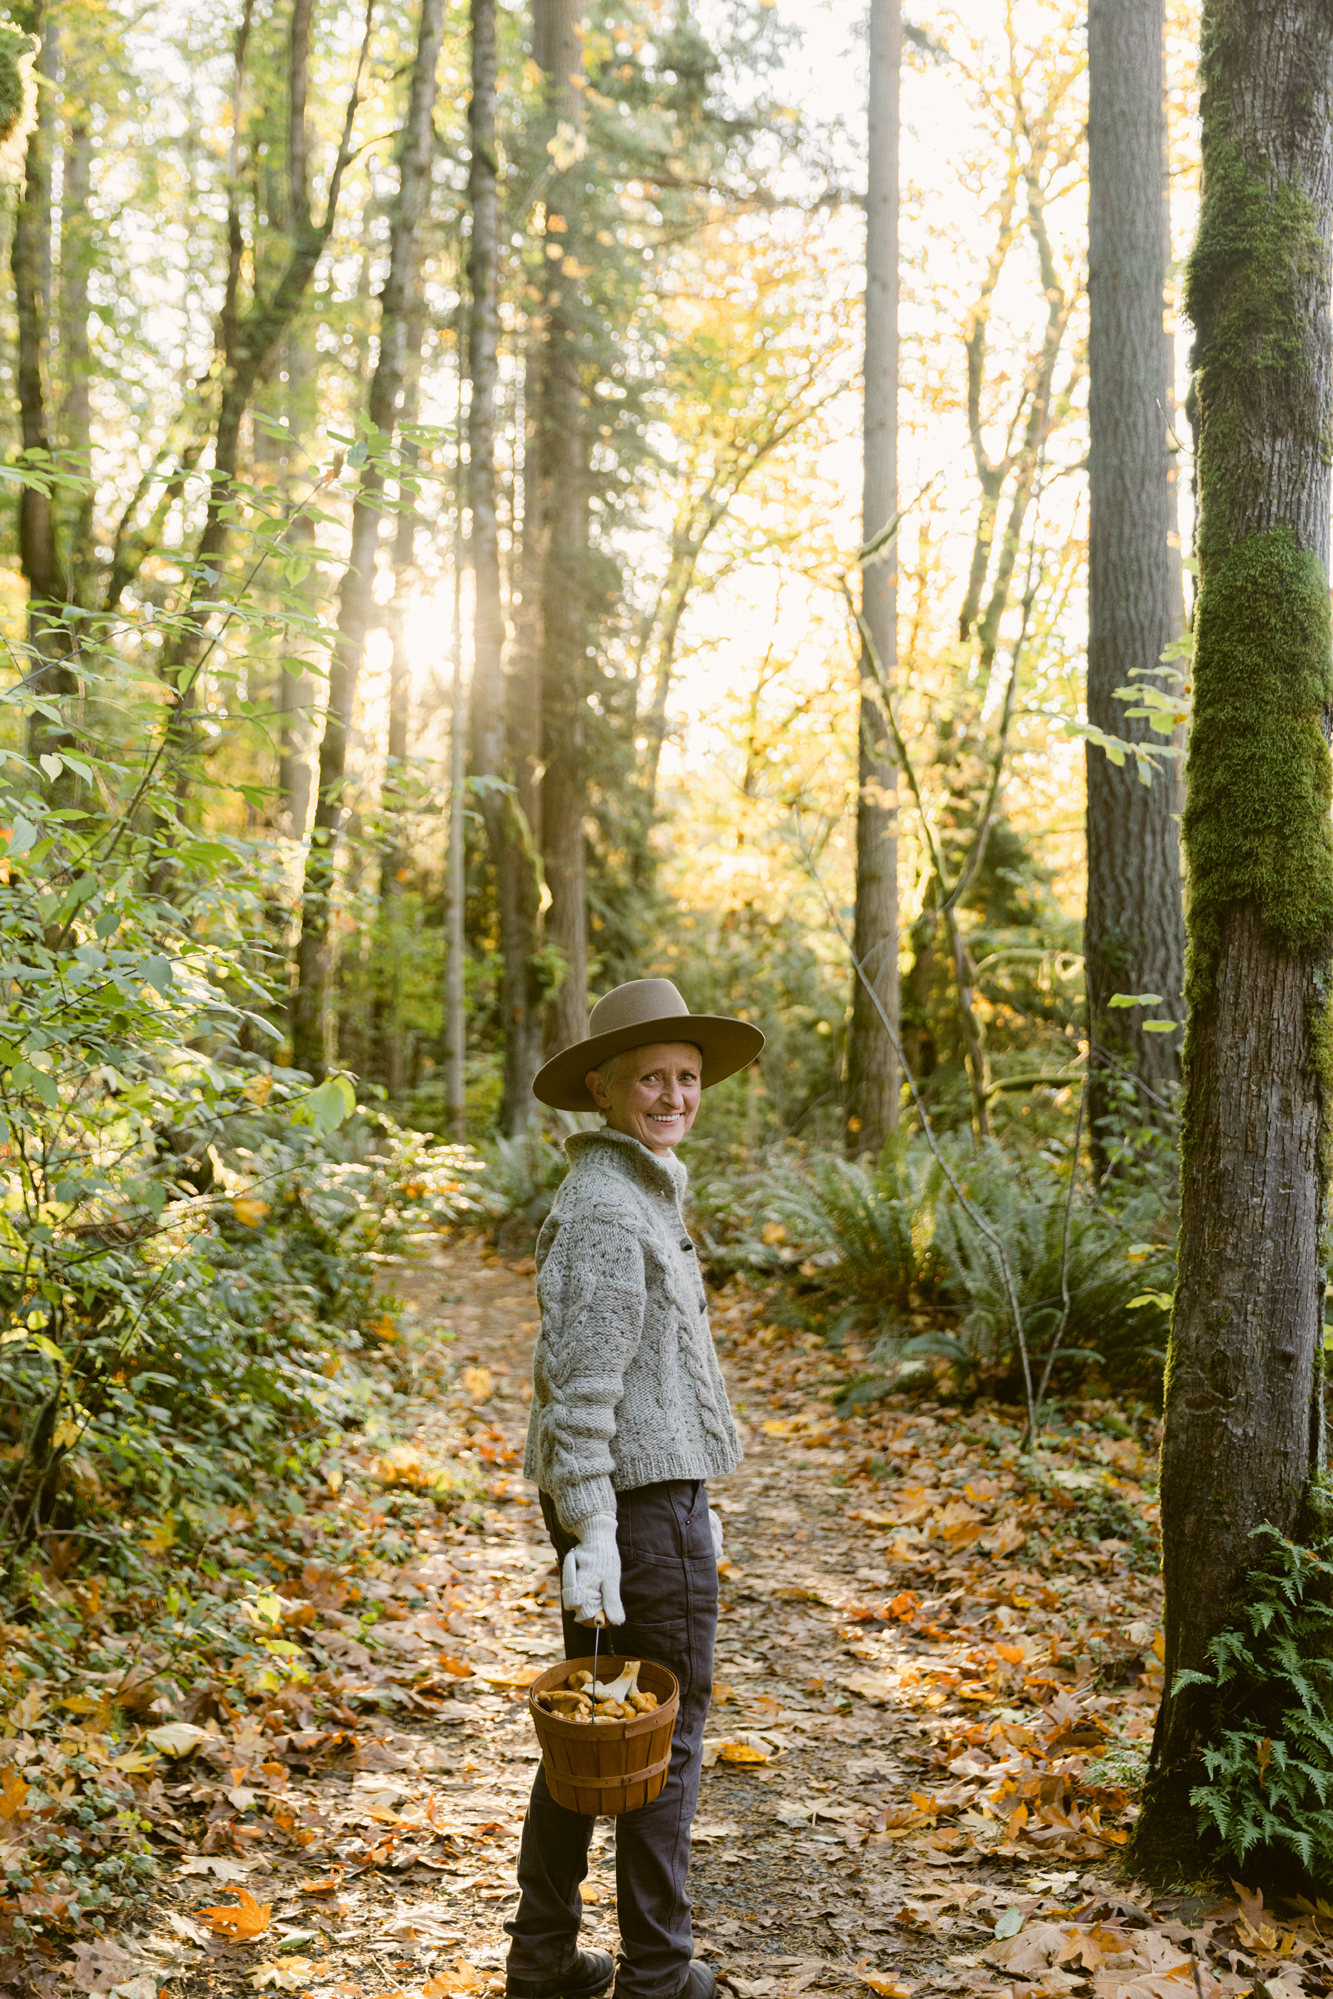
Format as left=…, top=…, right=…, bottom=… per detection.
left=595, top=1043, right=703, bottom=1089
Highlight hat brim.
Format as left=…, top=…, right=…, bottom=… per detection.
left=533, top=1014, right=765, bottom=1112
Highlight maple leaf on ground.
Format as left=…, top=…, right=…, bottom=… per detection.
left=424, top=1958, right=487, bottom=1996
left=0, top=1765, right=29, bottom=1820
left=199, top=1887, right=272, bottom=1939
left=250, top=1960, right=317, bottom=1992
left=298, top=1864, right=344, bottom=1894
left=856, top=1964, right=914, bottom=1998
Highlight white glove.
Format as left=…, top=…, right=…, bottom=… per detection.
left=562, top=1513, right=624, bottom=1626
left=709, top=1508, right=724, bottom=1561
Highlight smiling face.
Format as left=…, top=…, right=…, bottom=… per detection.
left=586, top=1041, right=704, bottom=1155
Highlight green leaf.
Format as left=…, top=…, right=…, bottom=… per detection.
left=5, top=815, right=37, bottom=858
left=143, top=955, right=173, bottom=996
left=994, top=1908, right=1025, bottom=1940
left=1142, top=1019, right=1179, bottom=1033
left=299, top=1074, right=357, bottom=1137
left=1108, top=993, right=1163, bottom=1008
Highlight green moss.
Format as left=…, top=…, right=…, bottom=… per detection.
left=1182, top=529, right=1333, bottom=1009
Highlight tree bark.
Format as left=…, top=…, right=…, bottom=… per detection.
left=12, top=0, right=78, bottom=799
left=290, top=0, right=443, bottom=1078
left=1132, top=0, right=1333, bottom=1876
left=469, top=0, right=545, bottom=1130
left=443, top=459, right=468, bottom=1144
left=846, top=0, right=901, bottom=1154
left=534, top=0, right=589, bottom=1055
left=370, top=307, right=425, bottom=1097
left=1085, top=0, right=1186, bottom=1171
left=59, top=114, right=94, bottom=600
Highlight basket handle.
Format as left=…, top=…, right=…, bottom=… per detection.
left=546, top=1747, right=673, bottom=1791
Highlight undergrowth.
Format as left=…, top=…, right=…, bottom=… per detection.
left=1181, top=1524, right=1333, bottom=1886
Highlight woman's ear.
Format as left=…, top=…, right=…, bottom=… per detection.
left=587, top=1068, right=611, bottom=1111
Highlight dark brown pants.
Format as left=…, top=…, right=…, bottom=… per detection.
left=505, top=1480, right=718, bottom=1999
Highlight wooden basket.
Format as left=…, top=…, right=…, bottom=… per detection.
left=528, top=1655, right=679, bottom=1816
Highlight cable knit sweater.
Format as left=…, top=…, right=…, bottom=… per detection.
left=524, top=1127, right=742, bottom=1528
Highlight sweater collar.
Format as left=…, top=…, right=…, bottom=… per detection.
left=564, top=1124, right=689, bottom=1201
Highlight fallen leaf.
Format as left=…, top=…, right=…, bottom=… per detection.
left=0, top=1764, right=28, bottom=1820
left=298, top=1865, right=345, bottom=1895
left=424, top=1957, right=486, bottom=1996
left=250, top=1962, right=314, bottom=1992
left=856, top=1966, right=913, bottom=1999
left=146, top=1722, right=211, bottom=1757
left=199, top=1888, right=272, bottom=1940
left=181, top=1854, right=249, bottom=1881
left=462, top=1365, right=494, bottom=1401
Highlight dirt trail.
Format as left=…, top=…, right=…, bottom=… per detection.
left=150, top=1235, right=1315, bottom=1999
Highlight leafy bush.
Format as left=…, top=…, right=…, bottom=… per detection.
left=1182, top=1524, right=1333, bottom=1883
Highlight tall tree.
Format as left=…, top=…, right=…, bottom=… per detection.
left=290, top=0, right=445, bottom=1078
left=1084, top=0, right=1185, bottom=1166
left=532, top=0, right=589, bottom=1053
left=1132, top=0, right=1333, bottom=1872
left=148, top=0, right=372, bottom=892
left=845, top=0, right=901, bottom=1154
left=12, top=0, right=78, bottom=793
left=469, top=0, right=545, bottom=1130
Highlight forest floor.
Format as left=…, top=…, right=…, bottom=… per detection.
left=25, top=1237, right=1333, bottom=1999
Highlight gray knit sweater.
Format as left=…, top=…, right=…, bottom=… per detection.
left=523, top=1127, right=742, bottom=1528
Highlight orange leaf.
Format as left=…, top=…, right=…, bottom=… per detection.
left=856, top=1963, right=913, bottom=1998
left=995, top=1642, right=1026, bottom=1664
left=0, top=1766, right=29, bottom=1821
left=299, top=1866, right=344, bottom=1895
left=424, top=1958, right=486, bottom=1996
left=437, top=1655, right=473, bottom=1678
left=200, top=1887, right=272, bottom=1939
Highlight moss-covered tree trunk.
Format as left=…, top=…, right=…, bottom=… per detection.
left=1084, top=0, right=1185, bottom=1168
left=1133, top=0, right=1333, bottom=1874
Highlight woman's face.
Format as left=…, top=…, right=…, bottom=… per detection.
left=586, top=1041, right=703, bottom=1154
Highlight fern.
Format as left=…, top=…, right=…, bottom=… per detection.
left=1183, top=1525, right=1333, bottom=1877
left=769, top=1138, right=946, bottom=1321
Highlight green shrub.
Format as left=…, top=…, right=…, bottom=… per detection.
left=1181, top=1524, right=1333, bottom=1882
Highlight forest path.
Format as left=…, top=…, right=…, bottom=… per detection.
left=158, top=1235, right=1239, bottom=1999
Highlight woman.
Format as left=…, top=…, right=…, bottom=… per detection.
left=505, top=978, right=764, bottom=1999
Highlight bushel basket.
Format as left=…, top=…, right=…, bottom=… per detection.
left=528, top=1655, right=679, bottom=1815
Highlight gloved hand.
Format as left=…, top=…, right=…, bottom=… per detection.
left=709, top=1508, right=724, bottom=1562
left=562, top=1512, right=625, bottom=1626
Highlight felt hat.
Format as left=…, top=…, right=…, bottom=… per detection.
left=532, top=977, right=765, bottom=1112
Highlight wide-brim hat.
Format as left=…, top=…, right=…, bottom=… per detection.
left=533, top=978, right=765, bottom=1112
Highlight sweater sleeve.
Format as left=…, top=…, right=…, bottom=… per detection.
left=538, top=1217, right=647, bottom=1529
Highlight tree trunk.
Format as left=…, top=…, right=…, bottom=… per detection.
left=370, top=308, right=425, bottom=1097
left=443, top=465, right=468, bottom=1143
left=1084, top=0, right=1186, bottom=1172
left=1132, top=0, right=1333, bottom=1876
left=846, top=0, right=900, bottom=1154
left=290, top=0, right=443, bottom=1078
left=59, top=115, right=94, bottom=600
left=13, top=0, right=78, bottom=799
left=534, top=0, right=589, bottom=1054
left=148, top=0, right=371, bottom=894
left=469, top=0, right=545, bottom=1130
